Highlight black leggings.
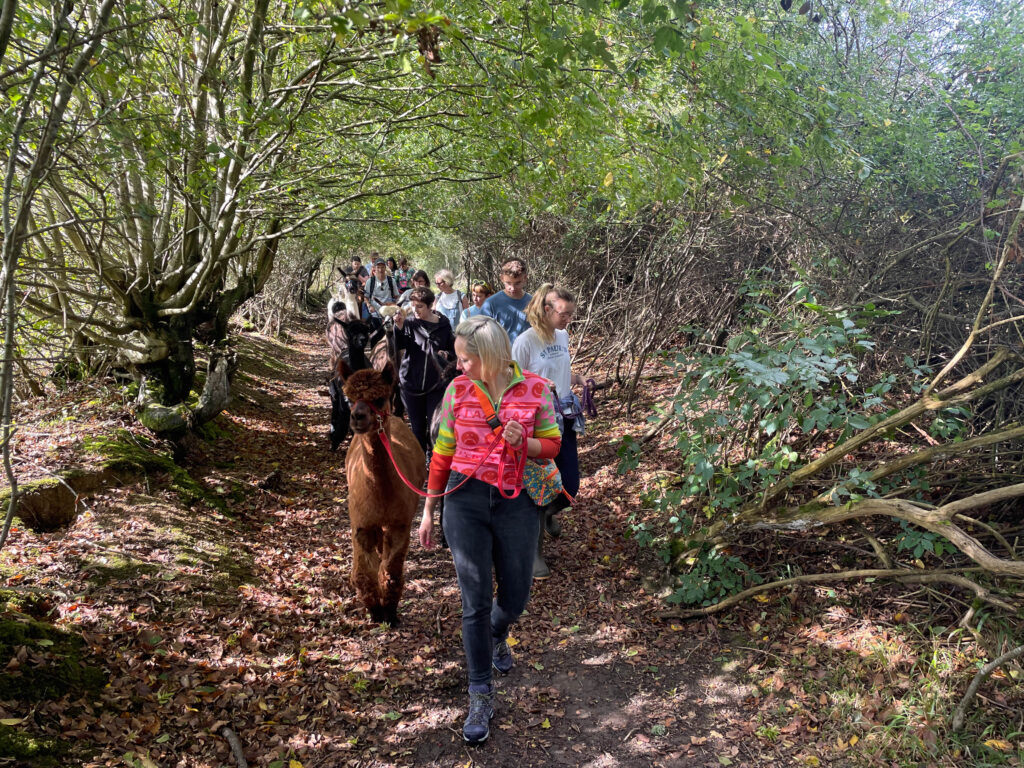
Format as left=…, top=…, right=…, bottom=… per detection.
left=401, top=385, right=446, bottom=453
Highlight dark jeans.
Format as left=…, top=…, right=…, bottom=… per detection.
left=442, top=472, right=539, bottom=687
left=551, top=416, right=580, bottom=512
left=401, top=385, right=445, bottom=453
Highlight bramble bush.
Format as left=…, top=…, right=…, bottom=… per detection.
left=619, top=274, right=958, bottom=605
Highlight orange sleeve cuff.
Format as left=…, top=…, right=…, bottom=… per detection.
left=534, top=437, right=561, bottom=459
left=428, top=451, right=454, bottom=493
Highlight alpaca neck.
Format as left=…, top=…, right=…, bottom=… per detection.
left=349, top=343, right=369, bottom=371
left=341, top=285, right=360, bottom=318
left=354, top=424, right=396, bottom=483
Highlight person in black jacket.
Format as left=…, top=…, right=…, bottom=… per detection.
left=394, top=287, right=457, bottom=454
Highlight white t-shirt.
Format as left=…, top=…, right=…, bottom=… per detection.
left=511, top=327, right=572, bottom=398
left=435, top=289, right=464, bottom=327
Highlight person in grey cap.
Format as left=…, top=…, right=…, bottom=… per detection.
left=366, top=257, right=401, bottom=311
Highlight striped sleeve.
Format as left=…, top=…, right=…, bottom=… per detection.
left=533, top=382, right=561, bottom=439
left=431, top=381, right=459, bottom=458
left=427, top=452, right=453, bottom=494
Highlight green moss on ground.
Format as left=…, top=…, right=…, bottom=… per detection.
left=235, top=334, right=291, bottom=374
left=83, top=430, right=218, bottom=509
left=197, top=419, right=232, bottom=441
left=0, top=723, right=69, bottom=766
left=0, top=590, right=55, bottom=621
left=0, top=477, right=65, bottom=508
left=0, top=611, right=83, bottom=765
left=79, top=553, right=160, bottom=586
left=0, top=615, right=107, bottom=702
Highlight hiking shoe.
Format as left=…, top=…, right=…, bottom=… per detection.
left=492, top=640, right=514, bottom=675
left=463, top=689, right=494, bottom=744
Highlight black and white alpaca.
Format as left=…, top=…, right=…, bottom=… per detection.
left=327, top=275, right=403, bottom=450
left=327, top=275, right=369, bottom=450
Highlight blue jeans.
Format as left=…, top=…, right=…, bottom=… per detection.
left=442, top=473, right=539, bottom=687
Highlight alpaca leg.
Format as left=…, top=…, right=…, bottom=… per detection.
left=329, top=379, right=350, bottom=451
left=379, top=522, right=412, bottom=625
left=351, top=526, right=384, bottom=617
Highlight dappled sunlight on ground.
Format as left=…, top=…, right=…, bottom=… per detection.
left=12, top=315, right=1017, bottom=766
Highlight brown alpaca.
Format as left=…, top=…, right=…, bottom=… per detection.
left=339, top=360, right=426, bottom=625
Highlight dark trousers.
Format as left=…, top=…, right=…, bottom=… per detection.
left=401, top=385, right=445, bottom=453
left=442, top=473, right=539, bottom=687
left=551, top=416, right=580, bottom=512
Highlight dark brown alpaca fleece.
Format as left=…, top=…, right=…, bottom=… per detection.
left=341, top=363, right=426, bottom=625
left=342, top=368, right=390, bottom=402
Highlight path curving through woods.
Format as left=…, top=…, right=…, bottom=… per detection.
left=212, top=314, right=731, bottom=767
left=7, top=313, right=745, bottom=768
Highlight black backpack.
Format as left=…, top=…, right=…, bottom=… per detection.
left=367, top=275, right=399, bottom=301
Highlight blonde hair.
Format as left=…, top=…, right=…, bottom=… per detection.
left=434, top=268, right=456, bottom=288
left=526, top=283, right=576, bottom=343
left=455, top=315, right=513, bottom=381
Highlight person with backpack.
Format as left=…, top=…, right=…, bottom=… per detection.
left=366, top=258, right=401, bottom=312
left=511, top=283, right=584, bottom=579
left=393, top=287, right=456, bottom=453
left=434, top=269, right=469, bottom=328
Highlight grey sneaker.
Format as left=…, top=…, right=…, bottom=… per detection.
left=492, top=640, right=514, bottom=675
left=463, top=688, right=494, bottom=744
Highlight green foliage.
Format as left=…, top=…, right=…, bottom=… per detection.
left=667, top=543, right=762, bottom=607
left=616, top=270, right=951, bottom=604
left=894, top=520, right=952, bottom=560
left=620, top=271, right=904, bottom=513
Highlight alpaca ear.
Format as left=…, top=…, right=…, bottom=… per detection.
left=381, top=360, right=397, bottom=389
left=336, top=357, right=353, bottom=382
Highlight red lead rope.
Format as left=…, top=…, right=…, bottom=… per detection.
left=365, top=378, right=530, bottom=499
left=371, top=409, right=526, bottom=499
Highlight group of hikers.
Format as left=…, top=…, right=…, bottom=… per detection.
left=334, top=254, right=587, bottom=745
left=340, top=251, right=498, bottom=328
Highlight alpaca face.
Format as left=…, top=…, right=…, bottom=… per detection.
left=343, top=366, right=397, bottom=434
left=346, top=321, right=370, bottom=352
left=349, top=393, right=390, bottom=433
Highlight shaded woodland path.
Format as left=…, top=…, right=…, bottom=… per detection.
left=210, top=314, right=735, bottom=767
left=6, top=314, right=759, bottom=768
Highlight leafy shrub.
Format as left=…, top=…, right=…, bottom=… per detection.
left=619, top=272, right=945, bottom=604
left=668, top=543, right=763, bottom=607
left=894, top=520, right=953, bottom=559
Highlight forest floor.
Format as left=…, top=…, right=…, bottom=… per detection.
left=2, top=314, right=1020, bottom=767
